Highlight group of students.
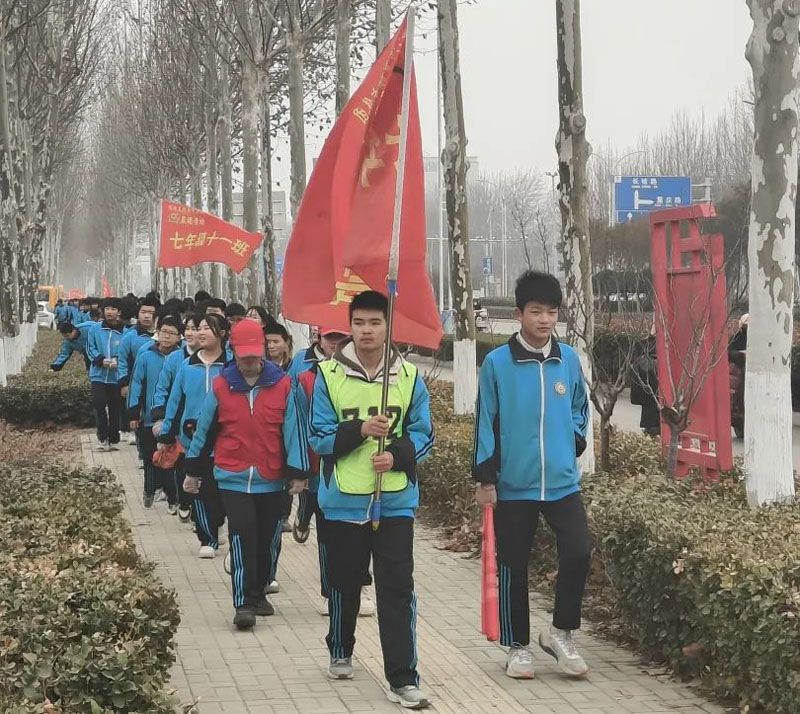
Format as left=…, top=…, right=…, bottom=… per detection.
left=50, top=271, right=594, bottom=710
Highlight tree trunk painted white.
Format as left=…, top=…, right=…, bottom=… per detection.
left=744, top=0, right=799, bottom=506
left=555, top=0, right=595, bottom=473
left=335, top=0, right=351, bottom=115
left=438, top=0, right=477, bottom=415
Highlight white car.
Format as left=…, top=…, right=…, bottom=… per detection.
left=36, top=301, right=55, bottom=329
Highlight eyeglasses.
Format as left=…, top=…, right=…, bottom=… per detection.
left=159, top=329, right=181, bottom=338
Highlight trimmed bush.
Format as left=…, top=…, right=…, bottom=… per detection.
left=0, top=464, right=180, bottom=712
left=0, top=329, right=92, bottom=426
left=420, top=383, right=800, bottom=712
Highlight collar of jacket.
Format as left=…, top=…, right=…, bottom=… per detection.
left=221, top=360, right=284, bottom=392
left=333, top=337, right=402, bottom=382
left=188, top=350, right=227, bottom=366
left=304, top=344, right=325, bottom=364
left=507, top=333, right=562, bottom=364
left=134, top=323, right=154, bottom=337
left=101, top=320, right=123, bottom=332
left=149, top=341, right=180, bottom=357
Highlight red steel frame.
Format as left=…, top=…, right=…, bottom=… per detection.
left=650, top=203, right=733, bottom=480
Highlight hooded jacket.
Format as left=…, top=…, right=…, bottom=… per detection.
left=308, top=339, right=434, bottom=522
left=117, top=323, right=156, bottom=387
left=126, top=341, right=180, bottom=427
left=184, top=362, right=310, bottom=494
left=158, top=350, right=227, bottom=449
left=50, top=322, right=95, bottom=371
left=86, top=320, right=125, bottom=384
left=473, top=335, right=589, bottom=502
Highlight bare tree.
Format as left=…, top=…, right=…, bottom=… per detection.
left=743, top=0, right=798, bottom=505
left=555, top=0, right=595, bottom=470
left=438, top=0, right=476, bottom=415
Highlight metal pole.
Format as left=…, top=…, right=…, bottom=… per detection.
left=501, top=200, right=507, bottom=295
left=436, top=22, right=444, bottom=315
left=486, top=199, right=493, bottom=298
left=371, top=9, right=415, bottom=531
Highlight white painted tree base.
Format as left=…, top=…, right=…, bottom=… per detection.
left=0, top=323, right=39, bottom=387
left=577, top=352, right=596, bottom=475
left=745, top=369, right=795, bottom=506
left=453, top=338, right=477, bottom=415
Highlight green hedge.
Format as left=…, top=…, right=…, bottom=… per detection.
left=419, top=383, right=800, bottom=712
left=0, top=329, right=93, bottom=426
left=0, top=464, right=180, bottom=712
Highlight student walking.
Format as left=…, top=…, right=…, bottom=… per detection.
left=50, top=321, right=95, bottom=372
left=184, top=319, right=310, bottom=629
left=473, top=271, right=591, bottom=680
left=308, top=291, right=434, bottom=709
left=86, top=298, right=126, bottom=451
left=158, top=313, right=229, bottom=558
left=127, top=314, right=183, bottom=510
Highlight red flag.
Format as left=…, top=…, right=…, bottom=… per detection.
left=481, top=505, right=500, bottom=642
left=101, top=276, right=113, bottom=298
left=281, top=18, right=442, bottom=350
left=158, top=200, right=262, bottom=273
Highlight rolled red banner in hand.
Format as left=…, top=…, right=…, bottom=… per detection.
left=481, top=505, right=500, bottom=642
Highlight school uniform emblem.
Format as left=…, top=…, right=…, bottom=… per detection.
left=554, top=381, right=567, bottom=396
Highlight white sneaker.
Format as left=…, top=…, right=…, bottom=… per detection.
left=318, top=597, right=330, bottom=616
left=358, top=590, right=376, bottom=617
left=265, top=580, right=280, bottom=594
left=167, top=503, right=178, bottom=516
left=96, top=440, right=109, bottom=452
left=127, top=433, right=137, bottom=445
left=154, top=489, right=167, bottom=502
left=198, top=545, right=216, bottom=559
left=387, top=685, right=431, bottom=709
left=223, top=550, right=231, bottom=574
left=178, top=507, right=191, bottom=522
left=506, top=646, right=535, bottom=679
left=539, top=626, right=589, bottom=677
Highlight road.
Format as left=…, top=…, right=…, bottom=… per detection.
left=409, top=354, right=800, bottom=471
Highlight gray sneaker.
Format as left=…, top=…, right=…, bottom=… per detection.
left=142, top=492, right=154, bottom=509
left=506, top=645, right=535, bottom=679
left=327, top=657, right=353, bottom=680
left=539, top=626, right=589, bottom=677
left=387, top=685, right=431, bottom=709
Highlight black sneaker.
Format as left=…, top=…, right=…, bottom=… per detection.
left=142, top=492, right=154, bottom=508
left=251, top=598, right=275, bottom=616
left=233, top=607, right=256, bottom=630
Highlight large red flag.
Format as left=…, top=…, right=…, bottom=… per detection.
left=158, top=200, right=262, bottom=273
left=281, top=18, right=442, bottom=350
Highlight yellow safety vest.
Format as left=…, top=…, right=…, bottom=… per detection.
left=318, top=359, right=418, bottom=495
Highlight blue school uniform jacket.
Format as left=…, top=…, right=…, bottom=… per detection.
left=117, top=324, right=155, bottom=387
left=86, top=321, right=125, bottom=384
left=50, top=322, right=95, bottom=371
left=473, top=336, right=589, bottom=502
left=126, top=342, right=179, bottom=427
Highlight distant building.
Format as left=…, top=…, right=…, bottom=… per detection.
left=231, top=190, right=288, bottom=247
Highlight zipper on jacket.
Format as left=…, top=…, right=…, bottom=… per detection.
left=105, top=330, right=112, bottom=383
left=539, top=362, right=546, bottom=501
left=247, top=388, right=256, bottom=493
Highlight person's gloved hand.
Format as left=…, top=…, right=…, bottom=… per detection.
left=475, top=483, right=497, bottom=509
left=151, top=420, right=163, bottom=437
left=183, top=475, right=202, bottom=494
left=287, top=479, right=306, bottom=495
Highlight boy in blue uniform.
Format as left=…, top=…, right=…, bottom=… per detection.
left=50, top=321, right=95, bottom=372
left=127, top=314, right=183, bottom=509
left=86, top=298, right=126, bottom=450
left=474, top=271, right=591, bottom=680
left=308, top=291, right=433, bottom=709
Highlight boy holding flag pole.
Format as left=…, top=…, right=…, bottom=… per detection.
left=283, top=9, right=439, bottom=709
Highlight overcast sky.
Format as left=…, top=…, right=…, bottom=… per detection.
left=271, top=0, right=753, bottom=195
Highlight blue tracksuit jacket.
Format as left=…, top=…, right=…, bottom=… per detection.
left=117, top=325, right=155, bottom=387
left=185, top=362, right=309, bottom=494
left=51, top=322, right=95, bottom=371
left=473, top=336, right=590, bottom=502
left=158, top=351, right=227, bottom=449
left=86, top=321, right=125, bottom=384
left=151, top=345, right=191, bottom=422
left=127, top=342, right=180, bottom=426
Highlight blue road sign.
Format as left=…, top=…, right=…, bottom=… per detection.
left=276, top=257, right=284, bottom=277
left=613, top=176, right=691, bottom=224
left=482, top=256, right=493, bottom=276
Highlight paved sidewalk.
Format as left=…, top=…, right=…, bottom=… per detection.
left=81, top=434, right=727, bottom=714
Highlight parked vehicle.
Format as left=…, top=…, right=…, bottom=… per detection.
left=36, top=301, right=55, bottom=330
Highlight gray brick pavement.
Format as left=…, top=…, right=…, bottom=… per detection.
left=81, top=434, right=728, bottom=714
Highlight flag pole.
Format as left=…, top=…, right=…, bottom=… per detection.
left=372, top=7, right=416, bottom=531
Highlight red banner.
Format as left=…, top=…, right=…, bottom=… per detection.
left=281, top=18, right=442, bottom=350
left=101, top=276, right=113, bottom=298
left=158, top=200, right=262, bottom=273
